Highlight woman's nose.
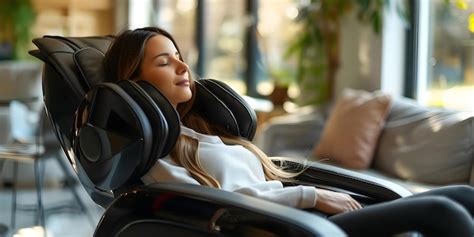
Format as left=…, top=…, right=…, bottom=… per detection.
left=176, top=60, right=189, bottom=75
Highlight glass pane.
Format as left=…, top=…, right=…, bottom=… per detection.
left=129, top=0, right=154, bottom=29
left=426, top=0, right=474, bottom=111
left=153, top=0, right=197, bottom=70
left=205, top=0, right=246, bottom=93
left=257, top=0, right=300, bottom=98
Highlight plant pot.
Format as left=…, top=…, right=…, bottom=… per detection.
left=268, top=84, right=289, bottom=107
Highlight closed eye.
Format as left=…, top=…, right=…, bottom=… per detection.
left=154, top=56, right=169, bottom=66
left=157, top=61, right=169, bottom=66
left=153, top=52, right=181, bottom=66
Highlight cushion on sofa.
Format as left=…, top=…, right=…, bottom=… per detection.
left=313, top=89, right=392, bottom=169
left=374, top=97, right=474, bottom=186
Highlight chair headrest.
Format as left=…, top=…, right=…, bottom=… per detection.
left=194, top=79, right=257, bottom=140
left=74, top=47, right=107, bottom=88
left=74, top=80, right=179, bottom=191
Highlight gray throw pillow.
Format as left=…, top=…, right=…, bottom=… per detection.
left=373, top=97, right=474, bottom=185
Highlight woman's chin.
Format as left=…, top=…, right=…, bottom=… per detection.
left=178, top=93, right=193, bottom=104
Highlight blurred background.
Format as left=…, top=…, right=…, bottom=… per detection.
left=0, top=0, right=473, bottom=236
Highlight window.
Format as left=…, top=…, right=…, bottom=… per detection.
left=416, top=0, right=474, bottom=111
left=128, top=0, right=197, bottom=75
left=205, top=0, right=246, bottom=93
left=128, top=0, right=301, bottom=98
left=257, top=0, right=300, bottom=98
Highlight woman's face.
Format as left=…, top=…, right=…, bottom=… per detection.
left=139, top=34, right=192, bottom=108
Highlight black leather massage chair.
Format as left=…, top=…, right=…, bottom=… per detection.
left=29, top=35, right=413, bottom=237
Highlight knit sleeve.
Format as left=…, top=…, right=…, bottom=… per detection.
left=232, top=180, right=318, bottom=209
left=141, top=156, right=200, bottom=185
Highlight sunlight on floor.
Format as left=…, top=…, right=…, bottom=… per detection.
left=13, top=226, right=46, bottom=237
left=0, top=187, right=103, bottom=237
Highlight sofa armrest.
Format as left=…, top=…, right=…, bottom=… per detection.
left=257, top=107, right=326, bottom=157
left=278, top=157, right=412, bottom=205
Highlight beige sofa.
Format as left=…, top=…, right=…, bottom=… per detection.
left=257, top=97, right=474, bottom=193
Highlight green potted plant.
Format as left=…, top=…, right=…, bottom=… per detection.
left=0, top=0, right=36, bottom=60
left=285, top=0, right=399, bottom=105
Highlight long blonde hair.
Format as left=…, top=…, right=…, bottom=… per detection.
left=172, top=107, right=302, bottom=189
left=104, top=26, right=301, bottom=189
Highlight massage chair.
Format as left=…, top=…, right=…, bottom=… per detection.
left=29, top=35, right=412, bottom=237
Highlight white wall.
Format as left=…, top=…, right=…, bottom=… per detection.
left=114, top=0, right=130, bottom=33
left=336, top=1, right=407, bottom=98
left=336, top=12, right=382, bottom=97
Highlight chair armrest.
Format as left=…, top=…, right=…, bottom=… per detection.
left=279, top=157, right=412, bottom=204
left=95, top=183, right=346, bottom=237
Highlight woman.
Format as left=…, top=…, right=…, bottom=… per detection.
left=103, top=27, right=474, bottom=237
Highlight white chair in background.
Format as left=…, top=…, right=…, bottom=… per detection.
left=0, top=102, right=95, bottom=236
left=0, top=61, right=94, bottom=236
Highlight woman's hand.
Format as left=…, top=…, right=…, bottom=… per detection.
left=315, top=189, right=362, bottom=215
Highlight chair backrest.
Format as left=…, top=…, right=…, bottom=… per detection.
left=30, top=36, right=257, bottom=207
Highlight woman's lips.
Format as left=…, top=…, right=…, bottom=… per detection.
left=176, top=79, right=190, bottom=87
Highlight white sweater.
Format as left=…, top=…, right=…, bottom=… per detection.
left=141, top=126, right=317, bottom=209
